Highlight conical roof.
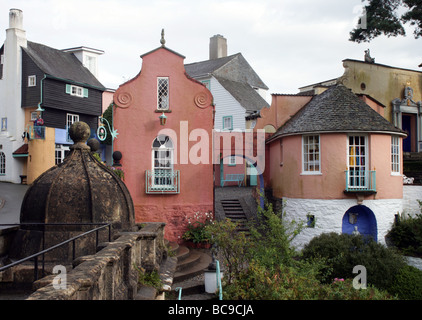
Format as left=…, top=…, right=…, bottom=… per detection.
left=269, top=85, right=406, bottom=141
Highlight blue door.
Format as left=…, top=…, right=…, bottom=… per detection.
left=402, top=114, right=414, bottom=152
left=342, top=205, right=377, bottom=241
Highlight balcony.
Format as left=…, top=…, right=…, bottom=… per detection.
left=29, top=126, right=46, bottom=140
left=146, top=170, right=180, bottom=194
left=345, top=170, right=376, bottom=193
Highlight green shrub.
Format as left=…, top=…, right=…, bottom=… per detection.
left=302, top=232, right=406, bottom=291
left=389, top=265, right=422, bottom=300
left=387, top=212, right=422, bottom=257
left=223, top=261, right=395, bottom=300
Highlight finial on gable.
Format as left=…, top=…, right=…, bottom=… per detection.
left=160, top=29, right=166, bottom=47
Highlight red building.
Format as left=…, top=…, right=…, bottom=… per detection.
left=113, top=32, right=214, bottom=242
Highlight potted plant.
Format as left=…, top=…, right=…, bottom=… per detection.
left=182, top=212, right=214, bottom=248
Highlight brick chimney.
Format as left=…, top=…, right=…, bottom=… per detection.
left=209, top=34, right=227, bottom=60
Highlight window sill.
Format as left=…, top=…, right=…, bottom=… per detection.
left=300, top=172, right=322, bottom=176
left=155, top=110, right=172, bottom=113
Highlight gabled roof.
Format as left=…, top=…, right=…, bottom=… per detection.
left=268, top=85, right=406, bottom=142
left=23, top=41, right=105, bottom=89
left=185, top=53, right=268, bottom=90
left=214, top=76, right=269, bottom=113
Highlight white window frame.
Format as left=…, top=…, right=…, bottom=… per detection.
left=391, top=135, right=401, bottom=174
left=157, top=77, right=169, bottom=110
left=0, top=152, right=5, bottom=175
left=66, top=84, right=88, bottom=98
left=222, top=116, right=233, bottom=130
left=28, top=75, right=36, bottom=87
left=55, top=144, right=70, bottom=165
left=347, top=135, right=368, bottom=189
left=229, top=155, right=236, bottom=166
left=66, top=113, right=80, bottom=141
left=31, top=112, right=38, bottom=121
left=67, top=113, right=79, bottom=128
left=302, top=135, right=321, bottom=174
left=151, top=135, right=174, bottom=187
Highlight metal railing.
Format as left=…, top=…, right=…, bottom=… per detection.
left=0, top=223, right=112, bottom=282
left=29, top=126, right=46, bottom=140
left=145, top=170, right=180, bottom=194
left=345, top=170, right=376, bottom=192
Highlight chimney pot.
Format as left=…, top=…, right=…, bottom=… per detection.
left=209, top=34, right=227, bottom=60
left=9, top=8, right=24, bottom=29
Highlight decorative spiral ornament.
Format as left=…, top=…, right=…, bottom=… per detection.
left=115, top=92, right=133, bottom=108
left=194, top=91, right=211, bottom=109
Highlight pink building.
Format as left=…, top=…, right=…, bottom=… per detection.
left=113, top=33, right=214, bottom=242
left=257, top=85, right=406, bottom=248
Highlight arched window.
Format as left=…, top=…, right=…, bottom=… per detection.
left=152, top=135, right=173, bottom=186
left=0, top=152, right=5, bottom=175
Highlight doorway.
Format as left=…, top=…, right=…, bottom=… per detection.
left=402, top=113, right=416, bottom=152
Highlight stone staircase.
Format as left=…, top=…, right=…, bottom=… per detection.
left=221, top=199, right=250, bottom=234
left=169, top=241, right=214, bottom=299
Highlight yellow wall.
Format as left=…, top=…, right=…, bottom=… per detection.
left=27, top=127, right=55, bottom=184
left=340, top=60, right=422, bottom=122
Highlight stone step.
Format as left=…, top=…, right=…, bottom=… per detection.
left=173, top=250, right=212, bottom=283
left=175, top=245, right=190, bottom=262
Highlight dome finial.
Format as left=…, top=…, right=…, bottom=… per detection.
left=160, top=28, right=166, bottom=47
left=69, top=121, right=91, bottom=149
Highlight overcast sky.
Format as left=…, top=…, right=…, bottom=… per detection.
left=1, top=0, right=421, bottom=99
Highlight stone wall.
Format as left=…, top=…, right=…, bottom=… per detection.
left=281, top=197, right=403, bottom=249
left=25, top=222, right=166, bottom=300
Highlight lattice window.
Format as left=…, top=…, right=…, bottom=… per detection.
left=157, top=77, right=169, bottom=110
left=302, top=135, right=320, bottom=173
left=0, top=152, right=5, bottom=175
left=348, top=135, right=367, bottom=188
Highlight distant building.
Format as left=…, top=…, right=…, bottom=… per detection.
left=185, top=35, right=270, bottom=187
left=0, top=9, right=105, bottom=184
left=299, top=57, right=422, bottom=153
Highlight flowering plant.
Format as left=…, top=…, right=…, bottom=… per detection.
left=110, top=166, right=125, bottom=180
left=182, top=211, right=214, bottom=243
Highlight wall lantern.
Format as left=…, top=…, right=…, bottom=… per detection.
left=159, top=112, right=167, bottom=125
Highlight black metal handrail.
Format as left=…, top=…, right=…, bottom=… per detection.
left=0, top=223, right=112, bottom=282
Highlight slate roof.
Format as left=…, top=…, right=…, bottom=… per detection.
left=185, top=53, right=268, bottom=90
left=185, top=53, right=270, bottom=113
left=23, top=41, right=105, bottom=89
left=214, top=76, right=269, bottom=113
left=268, top=85, right=406, bottom=142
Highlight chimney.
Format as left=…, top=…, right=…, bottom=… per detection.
left=209, top=34, right=227, bottom=60
left=9, top=8, right=24, bottom=30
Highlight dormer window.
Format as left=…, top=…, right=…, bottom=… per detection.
left=66, top=84, right=88, bottom=98
left=157, top=77, right=169, bottom=110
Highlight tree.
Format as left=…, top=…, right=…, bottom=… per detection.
left=100, top=103, right=114, bottom=145
left=350, top=0, right=422, bottom=43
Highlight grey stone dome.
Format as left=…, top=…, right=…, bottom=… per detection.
left=10, top=122, right=135, bottom=261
